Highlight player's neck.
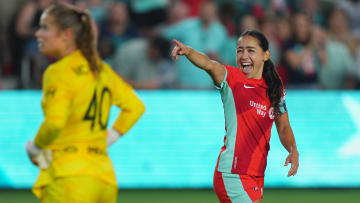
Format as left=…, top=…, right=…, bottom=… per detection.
left=57, top=45, right=77, bottom=59
left=244, top=69, right=263, bottom=80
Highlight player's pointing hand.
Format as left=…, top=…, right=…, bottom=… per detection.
left=171, top=39, right=191, bottom=60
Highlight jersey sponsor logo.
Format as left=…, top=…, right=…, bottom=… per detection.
left=63, top=146, right=78, bottom=153
left=250, top=100, right=267, bottom=117
left=72, top=65, right=89, bottom=75
left=88, top=146, right=106, bottom=155
left=45, top=87, right=56, bottom=98
left=244, top=84, right=255, bottom=89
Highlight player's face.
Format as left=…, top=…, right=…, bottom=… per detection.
left=236, top=35, right=270, bottom=79
left=35, top=12, right=66, bottom=57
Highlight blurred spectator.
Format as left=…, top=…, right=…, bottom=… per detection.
left=2, top=0, right=359, bottom=90
left=313, top=27, right=357, bottom=89
left=182, top=0, right=205, bottom=17
left=251, top=2, right=266, bottom=21
left=162, top=0, right=227, bottom=89
left=274, top=16, right=291, bottom=49
left=8, top=0, right=54, bottom=88
left=75, top=0, right=107, bottom=24
left=282, top=13, right=319, bottom=89
left=0, top=10, right=7, bottom=79
left=0, top=30, right=5, bottom=88
left=273, top=16, right=292, bottom=84
left=260, top=17, right=280, bottom=66
left=239, top=14, right=260, bottom=33
left=327, top=8, right=359, bottom=59
left=269, top=0, right=290, bottom=17
left=98, top=1, right=138, bottom=64
left=356, top=49, right=360, bottom=86
left=337, top=0, right=360, bottom=40
left=218, top=2, right=236, bottom=36
left=0, top=0, right=24, bottom=83
left=131, top=0, right=168, bottom=29
left=220, top=14, right=259, bottom=67
left=112, top=35, right=175, bottom=89
left=166, top=0, right=190, bottom=26
left=300, top=0, right=325, bottom=26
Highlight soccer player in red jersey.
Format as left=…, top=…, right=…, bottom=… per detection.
left=172, top=30, right=299, bottom=203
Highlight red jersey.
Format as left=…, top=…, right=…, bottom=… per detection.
left=216, top=65, right=278, bottom=176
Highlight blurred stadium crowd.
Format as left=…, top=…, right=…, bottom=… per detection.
left=1, top=0, right=360, bottom=90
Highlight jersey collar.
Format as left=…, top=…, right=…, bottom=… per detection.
left=238, top=68, right=267, bottom=88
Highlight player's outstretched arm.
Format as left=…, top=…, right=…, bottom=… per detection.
left=171, top=39, right=225, bottom=87
left=275, top=112, right=299, bottom=177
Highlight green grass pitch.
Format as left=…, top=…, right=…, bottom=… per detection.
left=0, top=188, right=359, bottom=203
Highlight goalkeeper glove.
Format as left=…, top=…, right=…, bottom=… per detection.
left=25, top=140, right=52, bottom=169
left=107, top=128, right=122, bottom=147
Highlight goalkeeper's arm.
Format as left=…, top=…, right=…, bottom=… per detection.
left=107, top=128, right=123, bottom=147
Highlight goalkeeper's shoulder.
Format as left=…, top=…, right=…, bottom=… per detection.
left=101, top=62, right=123, bottom=79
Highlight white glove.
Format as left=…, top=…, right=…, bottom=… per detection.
left=25, top=140, right=52, bottom=169
left=107, top=128, right=122, bottom=147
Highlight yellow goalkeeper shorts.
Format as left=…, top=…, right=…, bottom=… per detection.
left=41, top=176, right=117, bottom=203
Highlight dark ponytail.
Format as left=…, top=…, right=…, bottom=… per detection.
left=45, top=3, right=101, bottom=74
left=263, top=59, right=283, bottom=115
left=240, top=30, right=284, bottom=115
left=75, top=11, right=100, bottom=74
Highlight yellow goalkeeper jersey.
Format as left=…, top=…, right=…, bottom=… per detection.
left=32, top=50, right=145, bottom=198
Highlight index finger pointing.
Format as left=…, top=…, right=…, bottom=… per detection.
left=173, top=39, right=184, bottom=47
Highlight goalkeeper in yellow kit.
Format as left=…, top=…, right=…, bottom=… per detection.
left=25, top=3, right=145, bottom=203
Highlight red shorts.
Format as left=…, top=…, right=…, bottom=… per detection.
left=213, top=170, right=264, bottom=202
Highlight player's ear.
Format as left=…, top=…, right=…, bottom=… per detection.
left=264, top=50, right=270, bottom=61
left=61, top=28, right=75, bottom=43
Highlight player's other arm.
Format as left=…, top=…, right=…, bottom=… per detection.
left=26, top=69, right=69, bottom=168
left=34, top=74, right=70, bottom=149
left=107, top=72, right=145, bottom=146
left=275, top=112, right=299, bottom=177
left=171, top=39, right=225, bottom=87
left=112, top=85, right=145, bottom=135
left=33, top=118, right=65, bottom=148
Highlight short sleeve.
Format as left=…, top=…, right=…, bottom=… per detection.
left=216, top=66, right=228, bottom=89
left=222, top=65, right=238, bottom=87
